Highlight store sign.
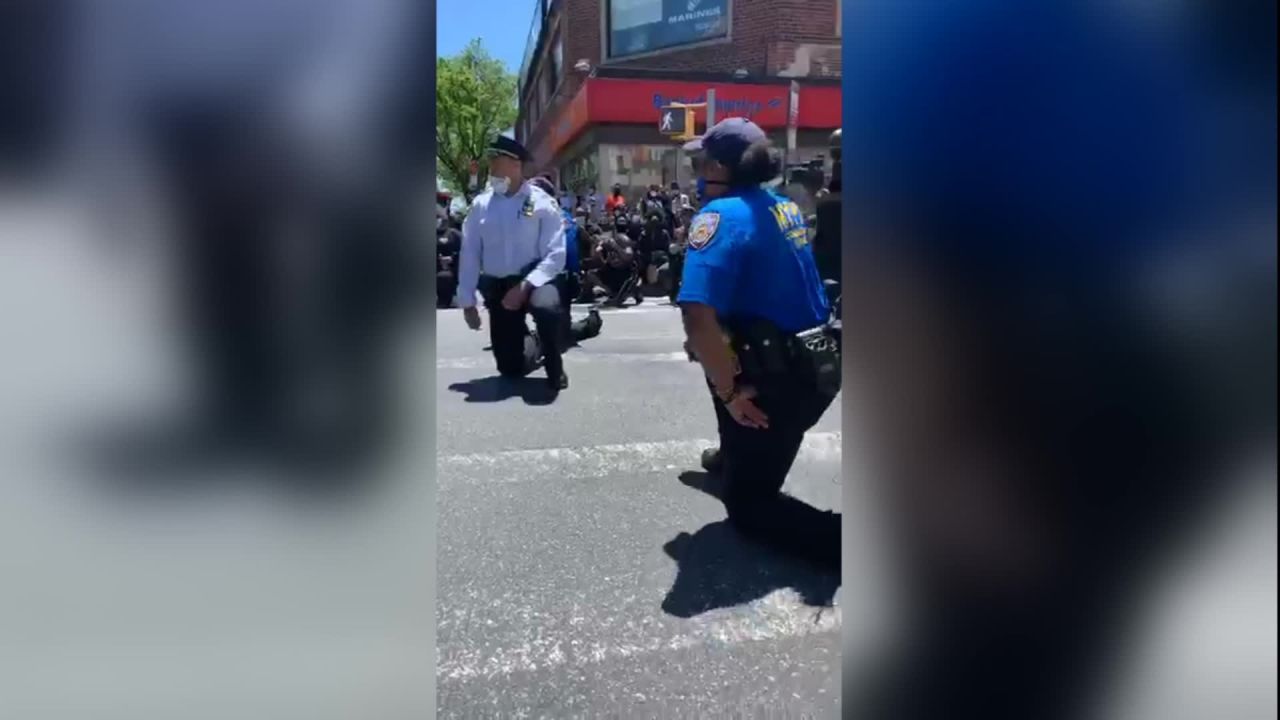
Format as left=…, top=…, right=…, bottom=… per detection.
left=652, top=91, right=783, bottom=120
left=608, top=0, right=729, bottom=59
left=540, top=78, right=842, bottom=159
left=592, top=78, right=790, bottom=127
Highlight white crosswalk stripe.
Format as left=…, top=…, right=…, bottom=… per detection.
left=438, top=589, right=840, bottom=683
left=439, top=431, right=842, bottom=487
left=437, top=351, right=690, bottom=369
left=441, top=304, right=680, bottom=317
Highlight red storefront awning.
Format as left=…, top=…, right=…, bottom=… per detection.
left=536, top=77, right=841, bottom=165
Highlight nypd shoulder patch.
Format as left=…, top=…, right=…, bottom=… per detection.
left=688, top=212, right=721, bottom=250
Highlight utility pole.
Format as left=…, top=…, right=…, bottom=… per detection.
left=786, top=80, right=799, bottom=170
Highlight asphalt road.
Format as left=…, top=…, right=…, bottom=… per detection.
left=436, top=301, right=845, bottom=718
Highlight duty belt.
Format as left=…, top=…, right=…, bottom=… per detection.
left=727, top=318, right=842, bottom=396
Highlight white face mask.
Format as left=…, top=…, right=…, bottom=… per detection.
left=490, top=176, right=510, bottom=195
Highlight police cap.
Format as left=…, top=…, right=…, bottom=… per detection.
left=682, top=117, right=767, bottom=167
left=487, top=135, right=531, bottom=162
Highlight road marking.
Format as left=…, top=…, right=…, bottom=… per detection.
left=577, top=304, right=678, bottom=315
left=438, top=431, right=841, bottom=486
left=437, top=351, right=690, bottom=369
left=441, top=304, right=679, bottom=317
left=584, top=333, right=686, bottom=341
left=437, top=588, right=840, bottom=683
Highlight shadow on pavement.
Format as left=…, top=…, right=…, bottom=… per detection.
left=448, top=375, right=558, bottom=406
left=660, top=470, right=841, bottom=619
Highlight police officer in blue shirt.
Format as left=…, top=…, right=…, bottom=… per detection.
left=531, top=174, right=601, bottom=350
left=677, top=117, right=841, bottom=570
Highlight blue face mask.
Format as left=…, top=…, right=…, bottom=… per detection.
left=696, top=176, right=731, bottom=202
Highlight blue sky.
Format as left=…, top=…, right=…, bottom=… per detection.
left=437, top=0, right=538, bottom=73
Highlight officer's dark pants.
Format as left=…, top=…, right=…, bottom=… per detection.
left=710, top=374, right=840, bottom=569
left=479, top=274, right=563, bottom=380
left=437, top=270, right=457, bottom=308
left=668, top=252, right=684, bottom=302
left=557, top=273, right=578, bottom=350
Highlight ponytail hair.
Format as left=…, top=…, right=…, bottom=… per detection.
left=730, top=140, right=783, bottom=186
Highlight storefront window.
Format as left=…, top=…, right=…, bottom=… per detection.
left=597, top=143, right=688, bottom=194
left=606, top=0, right=729, bottom=60
left=561, top=152, right=599, bottom=194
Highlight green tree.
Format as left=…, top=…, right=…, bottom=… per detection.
left=437, top=40, right=518, bottom=201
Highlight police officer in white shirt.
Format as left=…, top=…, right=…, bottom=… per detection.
left=457, top=135, right=570, bottom=392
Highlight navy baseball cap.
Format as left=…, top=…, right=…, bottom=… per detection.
left=683, top=117, right=768, bottom=166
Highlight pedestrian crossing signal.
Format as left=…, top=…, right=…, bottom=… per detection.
left=659, top=105, right=690, bottom=139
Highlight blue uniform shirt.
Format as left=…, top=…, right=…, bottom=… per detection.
left=677, top=187, right=830, bottom=333
left=561, top=208, right=581, bottom=274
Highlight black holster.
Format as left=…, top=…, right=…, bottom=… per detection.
left=728, top=318, right=842, bottom=397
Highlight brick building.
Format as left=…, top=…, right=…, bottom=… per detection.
left=515, top=0, right=842, bottom=197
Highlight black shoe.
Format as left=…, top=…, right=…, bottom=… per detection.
left=547, top=371, right=568, bottom=391
left=700, top=447, right=724, bottom=473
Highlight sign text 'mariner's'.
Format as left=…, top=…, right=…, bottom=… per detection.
left=667, top=6, right=723, bottom=24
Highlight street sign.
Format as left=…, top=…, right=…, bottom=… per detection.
left=659, top=106, right=687, bottom=136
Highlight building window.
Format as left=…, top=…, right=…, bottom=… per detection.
left=536, top=70, right=549, bottom=120
left=605, top=0, right=729, bottom=60
left=562, top=152, right=599, bottom=193
left=550, top=32, right=563, bottom=86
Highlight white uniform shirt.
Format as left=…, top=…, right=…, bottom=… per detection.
left=456, top=182, right=566, bottom=308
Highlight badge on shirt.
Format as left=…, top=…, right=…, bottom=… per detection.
left=688, top=212, right=720, bottom=250
left=521, top=197, right=536, bottom=217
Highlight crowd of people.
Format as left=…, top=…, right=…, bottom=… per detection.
left=438, top=163, right=843, bottom=313
left=438, top=180, right=704, bottom=310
